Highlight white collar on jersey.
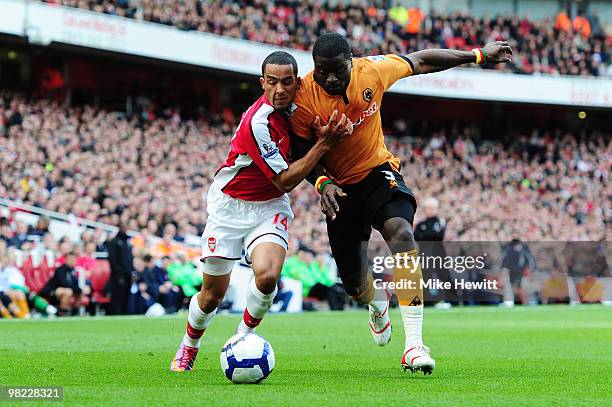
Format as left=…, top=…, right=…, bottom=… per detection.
left=284, top=102, right=298, bottom=117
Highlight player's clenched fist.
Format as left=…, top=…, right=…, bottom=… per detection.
left=482, top=41, right=513, bottom=63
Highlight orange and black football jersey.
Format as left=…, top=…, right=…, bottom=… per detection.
left=290, top=54, right=413, bottom=185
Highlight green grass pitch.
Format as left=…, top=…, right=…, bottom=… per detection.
left=1, top=305, right=611, bottom=406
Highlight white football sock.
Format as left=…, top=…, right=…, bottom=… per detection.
left=182, top=293, right=217, bottom=348
left=400, top=305, right=423, bottom=348
left=238, top=278, right=277, bottom=332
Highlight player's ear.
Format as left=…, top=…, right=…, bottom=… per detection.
left=297, top=76, right=302, bottom=88
left=260, top=76, right=265, bottom=90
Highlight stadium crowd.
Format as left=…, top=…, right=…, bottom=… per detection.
left=42, top=0, right=612, bottom=77
left=0, top=93, right=610, bottom=316
left=1, top=93, right=609, bottom=247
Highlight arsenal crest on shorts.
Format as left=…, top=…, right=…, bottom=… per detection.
left=208, top=237, right=216, bottom=253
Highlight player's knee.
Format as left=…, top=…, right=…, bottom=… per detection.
left=385, top=222, right=415, bottom=244
left=345, top=284, right=367, bottom=301
left=198, top=289, right=223, bottom=312
left=254, top=269, right=279, bottom=295
left=252, top=257, right=282, bottom=294
left=58, top=288, right=73, bottom=298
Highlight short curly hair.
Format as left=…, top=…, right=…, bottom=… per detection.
left=313, top=33, right=351, bottom=60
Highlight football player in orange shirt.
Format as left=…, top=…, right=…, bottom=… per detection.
left=290, top=33, right=512, bottom=374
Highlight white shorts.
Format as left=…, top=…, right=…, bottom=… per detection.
left=201, top=183, right=294, bottom=275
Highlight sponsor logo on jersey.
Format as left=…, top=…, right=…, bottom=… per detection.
left=353, top=101, right=378, bottom=127
left=362, top=88, right=373, bottom=103
left=261, top=142, right=279, bottom=159
left=367, top=55, right=386, bottom=62
left=208, top=237, right=216, bottom=253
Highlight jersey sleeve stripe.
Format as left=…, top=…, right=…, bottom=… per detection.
left=214, top=153, right=253, bottom=190
left=396, top=54, right=415, bottom=73
left=250, top=104, right=289, bottom=175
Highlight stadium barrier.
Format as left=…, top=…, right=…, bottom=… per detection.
left=0, top=198, right=200, bottom=257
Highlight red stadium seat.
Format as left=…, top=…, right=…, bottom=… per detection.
left=21, top=256, right=54, bottom=294
left=21, top=258, right=36, bottom=292
left=90, top=260, right=112, bottom=306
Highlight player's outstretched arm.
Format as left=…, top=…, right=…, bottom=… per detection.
left=288, top=140, right=347, bottom=221
left=406, top=41, right=513, bottom=75
left=291, top=136, right=323, bottom=186
left=272, top=110, right=352, bottom=193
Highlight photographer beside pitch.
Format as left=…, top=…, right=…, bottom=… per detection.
left=170, top=51, right=353, bottom=372
left=290, top=33, right=512, bottom=374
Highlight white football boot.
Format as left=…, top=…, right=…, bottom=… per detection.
left=401, top=344, right=436, bottom=375
left=368, top=290, right=392, bottom=346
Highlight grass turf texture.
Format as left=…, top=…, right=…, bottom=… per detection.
left=0, top=305, right=611, bottom=406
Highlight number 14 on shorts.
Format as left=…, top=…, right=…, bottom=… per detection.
left=272, top=213, right=289, bottom=232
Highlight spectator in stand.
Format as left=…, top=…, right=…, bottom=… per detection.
left=499, top=239, right=537, bottom=305
left=414, top=197, right=455, bottom=306
left=0, top=251, right=31, bottom=318
left=0, top=218, right=12, bottom=245
left=76, top=241, right=98, bottom=273
left=40, top=232, right=59, bottom=254
left=55, top=236, right=73, bottom=265
left=29, top=217, right=50, bottom=238
left=42, top=1, right=612, bottom=77
left=143, top=254, right=180, bottom=313
left=272, top=279, right=293, bottom=313
left=282, top=249, right=343, bottom=310
left=573, top=10, right=591, bottom=39
left=92, top=229, right=109, bottom=254
left=555, top=11, right=572, bottom=33
left=7, top=221, right=30, bottom=249
left=39, top=251, right=90, bottom=316
left=152, top=233, right=176, bottom=258
left=166, top=252, right=201, bottom=303
left=128, top=256, right=156, bottom=314
left=107, top=224, right=134, bottom=315
left=0, top=93, right=609, bottom=254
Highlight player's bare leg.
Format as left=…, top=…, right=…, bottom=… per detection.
left=236, top=242, right=284, bottom=334
left=335, top=252, right=392, bottom=346
left=171, top=260, right=232, bottom=372
left=381, top=217, right=435, bottom=375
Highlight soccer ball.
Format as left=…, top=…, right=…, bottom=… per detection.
left=220, top=333, right=275, bottom=384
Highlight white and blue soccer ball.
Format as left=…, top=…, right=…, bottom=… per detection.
left=220, top=333, right=275, bottom=384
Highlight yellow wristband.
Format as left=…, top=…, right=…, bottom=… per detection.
left=472, top=48, right=482, bottom=64
left=315, top=176, right=328, bottom=192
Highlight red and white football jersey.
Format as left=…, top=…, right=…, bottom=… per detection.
left=212, top=93, right=294, bottom=201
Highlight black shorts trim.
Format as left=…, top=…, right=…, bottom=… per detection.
left=246, top=232, right=288, bottom=251
left=200, top=255, right=241, bottom=263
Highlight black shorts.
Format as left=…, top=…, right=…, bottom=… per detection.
left=326, top=162, right=417, bottom=276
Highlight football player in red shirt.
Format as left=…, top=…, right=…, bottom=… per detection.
left=171, top=51, right=352, bottom=372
